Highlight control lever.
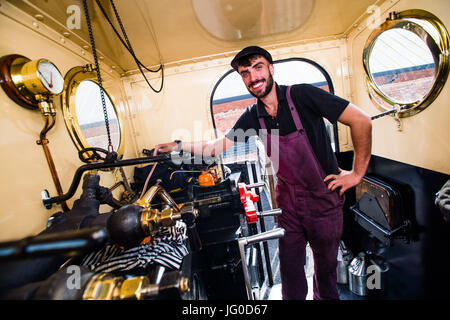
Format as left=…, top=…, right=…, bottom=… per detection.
left=238, top=183, right=260, bottom=223
left=238, top=182, right=280, bottom=223
left=237, top=228, right=285, bottom=300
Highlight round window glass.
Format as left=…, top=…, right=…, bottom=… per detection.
left=368, top=28, right=435, bottom=105
left=363, top=10, right=449, bottom=117
left=74, top=80, right=120, bottom=152
left=61, top=66, right=125, bottom=160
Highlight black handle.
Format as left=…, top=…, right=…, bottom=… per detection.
left=0, top=227, right=108, bottom=261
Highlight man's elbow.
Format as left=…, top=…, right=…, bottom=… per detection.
left=351, top=109, right=372, bottom=131
left=362, top=114, right=372, bottom=131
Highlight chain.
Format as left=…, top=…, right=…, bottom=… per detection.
left=94, top=0, right=164, bottom=93
left=82, top=0, right=114, bottom=152
left=109, top=0, right=161, bottom=73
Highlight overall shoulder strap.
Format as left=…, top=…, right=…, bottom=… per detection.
left=286, top=86, right=304, bottom=130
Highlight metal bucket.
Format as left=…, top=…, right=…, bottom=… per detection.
left=348, top=252, right=389, bottom=296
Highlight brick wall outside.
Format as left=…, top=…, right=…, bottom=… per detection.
left=371, top=66, right=435, bottom=107
left=213, top=97, right=257, bottom=137
left=80, top=121, right=120, bottom=151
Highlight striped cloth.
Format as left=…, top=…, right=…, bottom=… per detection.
left=81, top=221, right=189, bottom=273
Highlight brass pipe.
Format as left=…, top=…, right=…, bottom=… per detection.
left=136, top=182, right=162, bottom=207
left=136, top=180, right=180, bottom=212
left=157, top=188, right=180, bottom=212
left=38, top=114, right=70, bottom=212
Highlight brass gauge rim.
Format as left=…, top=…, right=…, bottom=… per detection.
left=0, top=54, right=38, bottom=110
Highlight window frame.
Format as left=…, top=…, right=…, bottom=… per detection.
left=362, top=9, right=450, bottom=118
left=61, top=65, right=125, bottom=160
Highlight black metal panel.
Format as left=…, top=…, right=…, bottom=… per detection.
left=338, top=152, right=450, bottom=299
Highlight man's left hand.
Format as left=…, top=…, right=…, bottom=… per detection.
left=324, top=168, right=362, bottom=196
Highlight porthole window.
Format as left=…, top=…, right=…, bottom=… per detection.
left=211, top=58, right=337, bottom=163
left=363, top=10, right=449, bottom=117
left=61, top=66, right=124, bottom=160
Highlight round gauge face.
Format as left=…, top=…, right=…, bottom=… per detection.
left=37, top=60, right=64, bottom=94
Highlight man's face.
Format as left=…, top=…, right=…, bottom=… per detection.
left=237, top=56, right=275, bottom=99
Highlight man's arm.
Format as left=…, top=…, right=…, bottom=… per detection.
left=324, top=103, right=372, bottom=196
left=154, top=136, right=236, bottom=158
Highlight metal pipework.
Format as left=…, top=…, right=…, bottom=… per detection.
left=140, top=207, right=182, bottom=234
left=82, top=270, right=189, bottom=300
left=37, top=109, right=69, bottom=212
left=257, top=208, right=282, bottom=218
left=245, top=182, right=265, bottom=189
left=42, top=153, right=172, bottom=206
left=136, top=180, right=163, bottom=207
left=136, top=179, right=180, bottom=212
left=238, top=228, right=285, bottom=300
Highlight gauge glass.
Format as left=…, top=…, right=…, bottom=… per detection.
left=38, top=60, right=64, bottom=94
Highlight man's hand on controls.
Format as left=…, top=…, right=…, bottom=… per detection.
left=324, top=168, right=362, bottom=197
left=153, top=142, right=177, bottom=155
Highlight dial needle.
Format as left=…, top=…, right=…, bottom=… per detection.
left=38, top=70, right=52, bottom=89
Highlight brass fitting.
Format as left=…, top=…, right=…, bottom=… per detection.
left=83, top=272, right=190, bottom=300
left=179, top=277, right=190, bottom=293
left=82, top=273, right=123, bottom=300
left=141, top=208, right=160, bottom=234
left=160, top=207, right=181, bottom=227
left=119, top=276, right=151, bottom=300
left=141, top=207, right=181, bottom=234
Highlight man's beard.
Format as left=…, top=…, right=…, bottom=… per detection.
left=248, top=73, right=274, bottom=99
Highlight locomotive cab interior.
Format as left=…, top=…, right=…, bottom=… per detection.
left=0, top=0, right=449, bottom=306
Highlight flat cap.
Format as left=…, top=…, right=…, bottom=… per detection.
left=230, top=46, right=273, bottom=71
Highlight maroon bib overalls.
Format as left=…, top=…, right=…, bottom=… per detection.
left=259, top=86, right=344, bottom=300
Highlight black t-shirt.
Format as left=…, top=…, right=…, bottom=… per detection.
left=225, top=83, right=349, bottom=175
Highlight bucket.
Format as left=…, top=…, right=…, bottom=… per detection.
left=348, top=251, right=389, bottom=297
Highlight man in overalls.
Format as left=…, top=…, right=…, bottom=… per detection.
left=154, top=46, right=372, bottom=300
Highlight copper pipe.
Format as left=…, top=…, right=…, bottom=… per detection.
left=38, top=114, right=70, bottom=212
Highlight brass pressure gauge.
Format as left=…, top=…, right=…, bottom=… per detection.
left=0, top=54, right=64, bottom=110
